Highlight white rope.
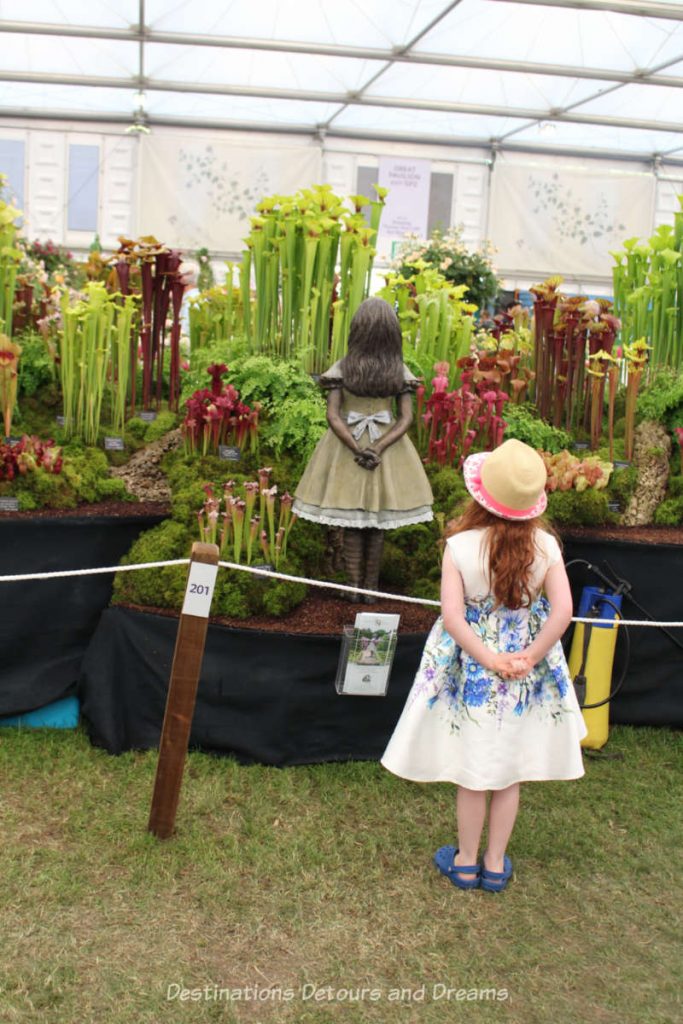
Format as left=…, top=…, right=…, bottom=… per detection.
left=0, top=559, right=189, bottom=582
left=0, top=557, right=680, bottom=629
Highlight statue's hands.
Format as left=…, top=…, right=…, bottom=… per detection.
left=354, top=447, right=381, bottom=471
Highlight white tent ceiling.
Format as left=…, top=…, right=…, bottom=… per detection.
left=1, top=0, right=682, bottom=161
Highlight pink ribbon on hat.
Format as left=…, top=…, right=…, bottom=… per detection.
left=468, top=461, right=541, bottom=520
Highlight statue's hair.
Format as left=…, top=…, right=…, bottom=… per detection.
left=341, top=298, right=405, bottom=397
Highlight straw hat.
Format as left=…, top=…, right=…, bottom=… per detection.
left=463, top=439, right=547, bottom=521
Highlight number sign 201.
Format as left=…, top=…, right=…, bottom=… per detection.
left=189, top=582, right=212, bottom=596
left=182, top=562, right=219, bottom=618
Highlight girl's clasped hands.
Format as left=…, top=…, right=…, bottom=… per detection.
left=489, top=652, right=534, bottom=680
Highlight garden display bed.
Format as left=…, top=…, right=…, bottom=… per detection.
left=0, top=505, right=168, bottom=718
left=77, top=527, right=683, bottom=763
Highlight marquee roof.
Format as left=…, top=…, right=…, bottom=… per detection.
left=1, top=0, right=682, bottom=161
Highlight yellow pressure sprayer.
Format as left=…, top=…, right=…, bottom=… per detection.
left=565, top=562, right=631, bottom=752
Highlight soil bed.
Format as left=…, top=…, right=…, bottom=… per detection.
left=0, top=501, right=170, bottom=520
left=121, top=594, right=440, bottom=636
left=560, top=524, right=682, bottom=545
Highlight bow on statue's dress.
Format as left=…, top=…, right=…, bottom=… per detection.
left=346, top=410, right=392, bottom=443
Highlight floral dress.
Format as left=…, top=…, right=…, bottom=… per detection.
left=381, top=528, right=587, bottom=790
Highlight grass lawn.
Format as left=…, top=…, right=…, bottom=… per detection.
left=0, top=723, right=680, bottom=1024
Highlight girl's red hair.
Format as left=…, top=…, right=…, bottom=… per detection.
left=445, top=500, right=560, bottom=610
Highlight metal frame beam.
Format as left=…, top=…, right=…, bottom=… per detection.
left=488, top=0, right=683, bottom=19
left=2, top=69, right=682, bottom=135
left=0, top=19, right=682, bottom=88
left=1, top=105, right=682, bottom=166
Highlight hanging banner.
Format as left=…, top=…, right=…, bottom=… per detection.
left=489, top=159, right=656, bottom=279
left=137, top=135, right=322, bottom=253
left=377, top=157, right=431, bottom=260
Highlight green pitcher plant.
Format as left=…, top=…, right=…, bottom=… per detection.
left=612, top=196, right=683, bottom=371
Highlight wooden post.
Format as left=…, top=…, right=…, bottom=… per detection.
left=148, top=542, right=219, bottom=839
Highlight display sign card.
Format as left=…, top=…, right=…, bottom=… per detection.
left=335, top=612, right=401, bottom=697
left=104, top=437, right=125, bottom=451
left=181, top=560, right=219, bottom=618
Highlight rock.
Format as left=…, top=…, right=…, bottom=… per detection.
left=622, top=421, right=672, bottom=526
left=109, top=429, right=182, bottom=503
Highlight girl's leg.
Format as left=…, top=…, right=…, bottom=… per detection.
left=483, top=783, right=520, bottom=873
left=453, top=786, right=487, bottom=878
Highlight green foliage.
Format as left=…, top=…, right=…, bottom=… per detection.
left=223, top=354, right=327, bottom=462
left=213, top=558, right=308, bottom=619
left=61, top=448, right=131, bottom=505
left=125, top=410, right=179, bottom=445
left=163, top=452, right=253, bottom=526
left=426, top=465, right=469, bottom=519
left=653, top=496, right=683, bottom=525
left=0, top=445, right=131, bottom=510
left=392, top=227, right=499, bottom=312
left=16, top=330, right=56, bottom=398
left=180, top=348, right=327, bottom=466
left=546, top=488, right=614, bottom=527
left=112, top=521, right=190, bottom=609
left=380, top=522, right=442, bottom=599
left=504, top=403, right=572, bottom=454
left=636, top=368, right=683, bottom=431
left=112, top=519, right=312, bottom=619
left=668, top=474, right=683, bottom=498
left=608, top=465, right=638, bottom=506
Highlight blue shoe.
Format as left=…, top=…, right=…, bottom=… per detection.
left=480, top=854, right=513, bottom=892
left=433, top=845, right=481, bottom=890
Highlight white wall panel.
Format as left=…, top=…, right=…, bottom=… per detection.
left=655, top=176, right=683, bottom=227
left=100, top=136, right=136, bottom=246
left=26, top=132, right=65, bottom=239
left=453, top=164, right=489, bottom=250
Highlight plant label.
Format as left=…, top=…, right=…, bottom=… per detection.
left=252, top=563, right=275, bottom=573
left=139, top=411, right=157, bottom=422
left=4, top=437, right=21, bottom=446
left=104, top=437, right=125, bottom=451
left=56, top=415, right=65, bottom=426
left=613, top=460, right=631, bottom=469
left=572, top=442, right=589, bottom=451
left=219, top=445, right=241, bottom=461
left=0, top=497, right=20, bottom=512
left=181, top=561, right=219, bottom=618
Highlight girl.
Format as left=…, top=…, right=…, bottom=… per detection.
left=293, top=298, right=433, bottom=601
left=381, top=438, right=587, bottom=892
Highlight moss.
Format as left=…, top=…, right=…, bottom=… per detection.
left=546, top=489, right=614, bottom=527
left=124, top=417, right=148, bottom=443
left=668, top=474, right=683, bottom=498
left=653, top=497, right=683, bottom=526
left=143, top=410, right=179, bottom=442
left=608, top=466, right=638, bottom=506
left=380, top=524, right=442, bottom=593
left=426, top=466, right=469, bottom=518
left=127, top=410, right=179, bottom=446
left=112, top=521, right=191, bottom=610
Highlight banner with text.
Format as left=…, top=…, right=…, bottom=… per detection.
left=377, top=157, right=431, bottom=260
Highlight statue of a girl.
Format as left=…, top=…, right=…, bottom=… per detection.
left=293, top=297, right=434, bottom=602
